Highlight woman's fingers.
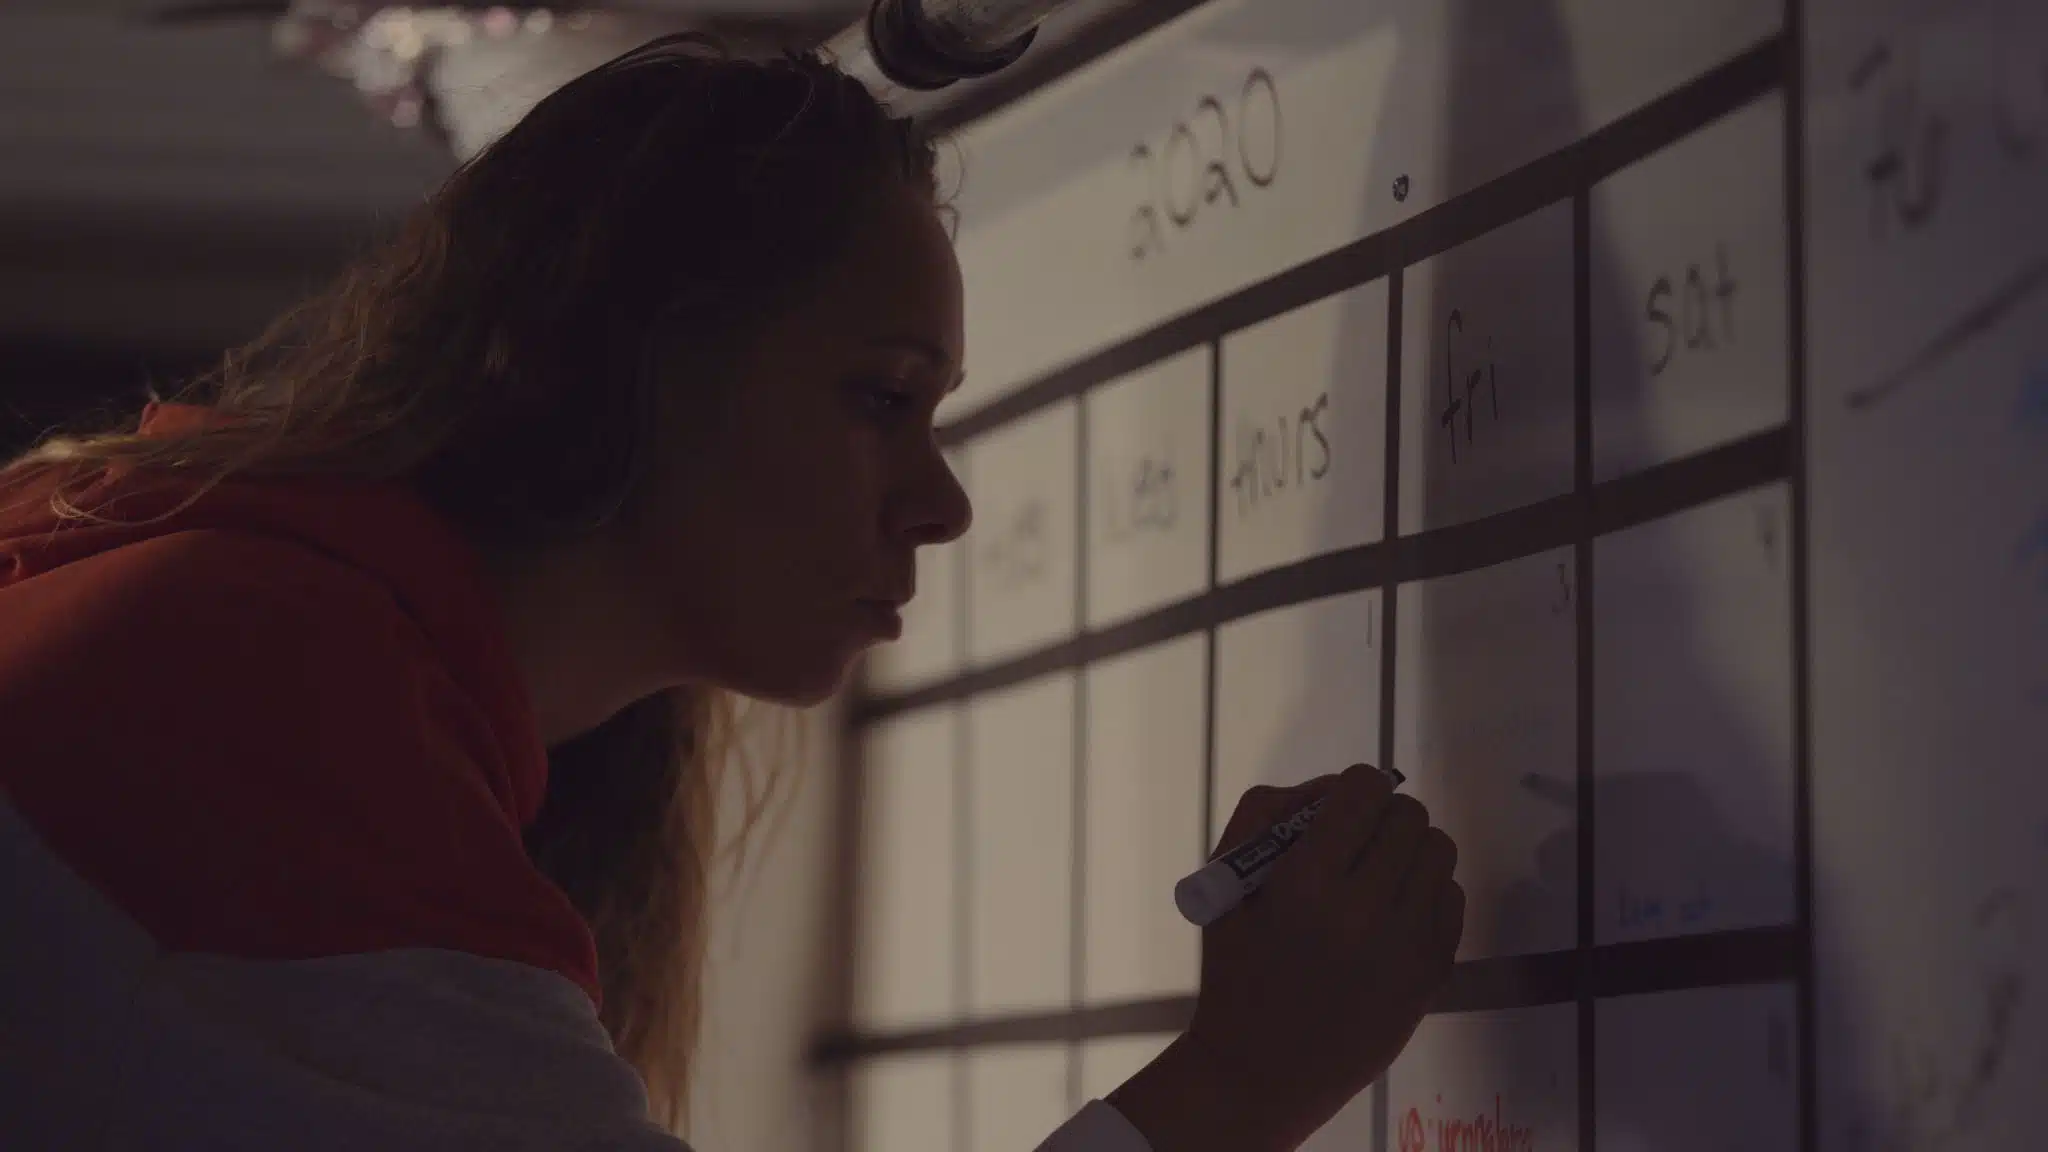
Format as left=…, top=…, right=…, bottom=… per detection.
left=1383, top=829, right=1463, bottom=984
left=1438, top=880, right=1468, bottom=962
left=1329, top=793, right=1430, bottom=925
left=1271, top=762, right=1400, bottom=893
left=1209, top=777, right=1340, bottom=862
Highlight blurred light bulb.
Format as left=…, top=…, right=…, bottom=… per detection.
left=272, top=21, right=311, bottom=55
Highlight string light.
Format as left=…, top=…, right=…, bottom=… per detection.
left=269, top=3, right=616, bottom=146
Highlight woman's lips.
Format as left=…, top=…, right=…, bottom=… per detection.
left=856, top=599, right=904, bottom=640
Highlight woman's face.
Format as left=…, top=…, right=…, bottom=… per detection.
left=628, top=182, right=972, bottom=704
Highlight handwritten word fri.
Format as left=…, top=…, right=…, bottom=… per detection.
left=1441, top=309, right=1501, bottom=463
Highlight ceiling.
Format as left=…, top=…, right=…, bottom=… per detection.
left=0, top=0, right=1143, bottom=355
left=0, top=1, right=862, bottom=350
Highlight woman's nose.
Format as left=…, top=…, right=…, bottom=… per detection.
left=892, top=450, right=972, bottom=547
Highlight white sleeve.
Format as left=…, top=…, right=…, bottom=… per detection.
left=1, top=796, right=687, bottom=1152
left=1035, top=1099, right=1156, bottom=1152
left=9, top=797, right=1148, bottom=1152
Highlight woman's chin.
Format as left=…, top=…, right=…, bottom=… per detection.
left=721, top=651, right=855, bottom=708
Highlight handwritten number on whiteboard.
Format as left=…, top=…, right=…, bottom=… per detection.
left=1127, top=68, right=1281, bottom=261
left=1240, top=68, right=1282, bottom=187
left=1757, top=503, right=1781, bottom=568
left=1129, top=144, right=1164, bottom=260
left=1164, top=122, right=1201, bottom=228
left=1551, top=562, right=1572, bottom=615
left=1195, top=96, right=1240, bottom=208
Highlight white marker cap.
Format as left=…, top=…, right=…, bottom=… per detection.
left=1173, top=862, right=1244, bottom=928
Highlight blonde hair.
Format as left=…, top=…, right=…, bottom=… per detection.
left=7, top=32, right=929, bottom=1132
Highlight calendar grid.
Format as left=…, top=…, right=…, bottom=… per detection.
left=933, top=39, right=1783, bottom=452
left=835, top=22, right=1812, bottom=1152
left=856, top=429, right=1787, bottom=725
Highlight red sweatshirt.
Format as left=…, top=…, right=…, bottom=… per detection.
left=0, top=402, right=1146, bottom=1152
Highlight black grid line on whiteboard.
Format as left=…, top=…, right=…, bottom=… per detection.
left=1371, top=266, right=1404, bottom=1152
left=1068, top=386, right=1091, bottom=1116
left=952, top=450, right=973, bottom=1152
left=812, top=924, right=1801, bottom=1063
left=1572, top=186, right=1600, bottom=1152
left=1201, top=338, right=1223, bottom=867
left=834, top=30, right=1810, bottom=1152
left=1784, top=1, right=1817, bottom=1149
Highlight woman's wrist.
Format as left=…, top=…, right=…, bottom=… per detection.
left=1106, top=1032, right=1294, bottom=1152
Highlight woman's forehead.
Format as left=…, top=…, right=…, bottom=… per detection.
left=809, top=189, right=963, bottom=351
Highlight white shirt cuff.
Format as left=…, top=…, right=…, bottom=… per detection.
left=1036, top=1099, right=1154, bottom=1152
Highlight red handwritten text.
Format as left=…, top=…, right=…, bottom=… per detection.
left=1396, top=1095, right=1537, bottom=1152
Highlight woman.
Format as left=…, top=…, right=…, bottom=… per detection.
left=0, top=36, right=1463, bottom=1152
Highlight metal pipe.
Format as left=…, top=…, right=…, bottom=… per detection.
left=826, top=0, right=1074, bottom=92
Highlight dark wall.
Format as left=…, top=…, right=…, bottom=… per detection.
left=0, top=336, right=217, bottom=461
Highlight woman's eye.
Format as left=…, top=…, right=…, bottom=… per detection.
left=856, top=380, right=915, bottom=417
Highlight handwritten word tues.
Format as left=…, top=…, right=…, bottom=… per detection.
left=1101, top=448, right=1181, bottom=544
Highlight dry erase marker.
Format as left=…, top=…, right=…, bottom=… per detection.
left=1174, top=765, right=1406, bottom=927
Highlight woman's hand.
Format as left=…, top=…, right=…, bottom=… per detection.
left=1109, top=763, right=1464, bottom=1152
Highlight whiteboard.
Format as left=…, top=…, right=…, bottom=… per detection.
left=846, top=0, right=2048, bottom=1147
left=851, top=1053, right=953, bottom=1152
